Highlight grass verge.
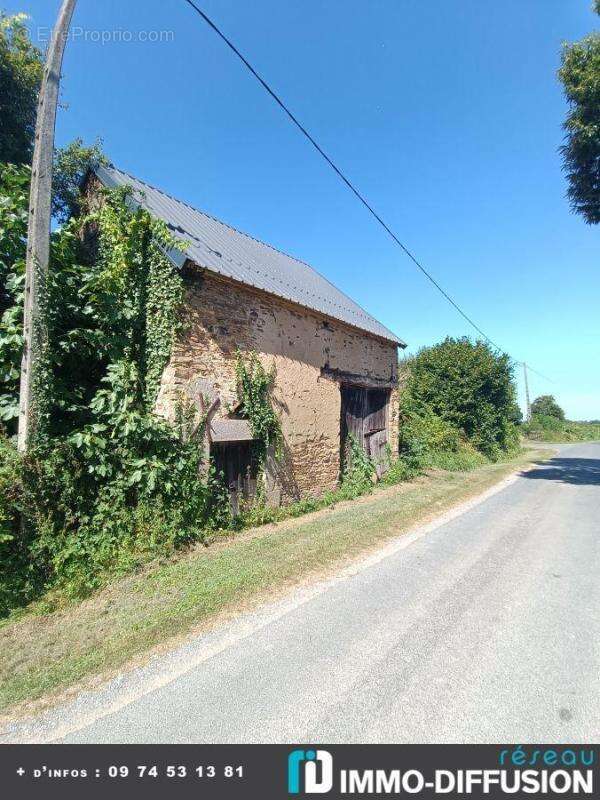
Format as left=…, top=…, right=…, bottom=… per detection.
left=0, top=447, right=549, bottom=718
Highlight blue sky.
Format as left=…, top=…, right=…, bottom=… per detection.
left=16, top=0, right=600, bottom=419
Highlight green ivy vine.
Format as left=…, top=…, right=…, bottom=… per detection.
left=234, top=350, right=281, bottom=460
left=0, top=174, right=234, bottom=613
left=90, top=186, right=186, bottom=411
left=144, top=240, right=184, bottom=406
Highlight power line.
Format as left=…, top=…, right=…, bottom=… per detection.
left=181, top=0, right=552, bottom=383
left=524, top=364, right=555, bottom=385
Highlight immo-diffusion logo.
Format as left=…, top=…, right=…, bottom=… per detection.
left=288, top=749, right=334, bottom=794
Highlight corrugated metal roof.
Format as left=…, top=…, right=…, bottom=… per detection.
left=94, top=164, right=405, bottom=346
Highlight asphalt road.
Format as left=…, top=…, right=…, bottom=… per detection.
left=35, top=443, right=600, bottom=742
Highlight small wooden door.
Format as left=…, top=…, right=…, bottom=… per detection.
left=212, top=442, right=259, bottom=515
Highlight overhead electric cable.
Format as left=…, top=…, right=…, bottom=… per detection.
left=523, top=364, right=555, bottom=385
left=181, top=0, right=552, bottom=382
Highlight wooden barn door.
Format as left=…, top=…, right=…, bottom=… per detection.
left=340, top=384, right=367, bottom=449
left=341, top=385, right=390, bottom=476
left=364, top=388, right=390, bottom=475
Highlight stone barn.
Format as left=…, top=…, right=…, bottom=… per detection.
left=93, top=164, right=406, bottom=506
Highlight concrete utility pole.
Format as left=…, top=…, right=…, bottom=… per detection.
left=17, top=0, right=77, bottom=452
left=523, top=362, right=531, bottom=423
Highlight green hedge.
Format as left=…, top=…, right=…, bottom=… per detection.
left=399, top=337, right=520, bottom=461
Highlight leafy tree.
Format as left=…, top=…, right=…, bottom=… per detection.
left=0, top=13, right=43, bottom=165
left=0, top=13, right=105, bottom=219
left=531, top=394, right=565, bottom=421
left=52, top=138, right=107, bottom=223
left=0, top=151, right=107, bottom=430
left=0, top=162, right=28, bottom=314
left=402, top=337, right=520, bottom=458
left=558, top=4, right=600, bottom=224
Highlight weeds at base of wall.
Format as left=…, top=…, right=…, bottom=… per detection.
left=234, top=434, right=383, bottom=529
left=232, top=435, right=493, bottom=531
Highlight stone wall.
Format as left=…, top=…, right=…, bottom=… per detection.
left=156, top=266, right=400, bottom=501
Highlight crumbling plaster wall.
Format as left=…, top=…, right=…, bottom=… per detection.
left=156, top=266, right=400, bottom=500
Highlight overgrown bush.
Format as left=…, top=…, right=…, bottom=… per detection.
left=0, top=418, right=231, bottom=608
left=400, top=337, right=520, bottom=460
left=399, top=401, right=460, bottom=462
left=0, top=433, right=33, bottom=615
left=379, top=456, right=421, bottom=485
left=426, top=442, right=489, bottom=472
left=23, top=432, right=230, bottom=600
left=529, top=413, right=563, bottom=433
left=396, top=400, right=491, bottom=474
left=0, top=163, right=28, bottom=428
left=0, top=170, right=232, bottom=611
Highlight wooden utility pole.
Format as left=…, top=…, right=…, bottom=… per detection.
left=17, top=0, right=77, bottom=451
left=523, top=362, right=531, bottom=423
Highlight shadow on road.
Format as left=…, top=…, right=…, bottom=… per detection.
left=522, top=457, right=600, bottom=486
